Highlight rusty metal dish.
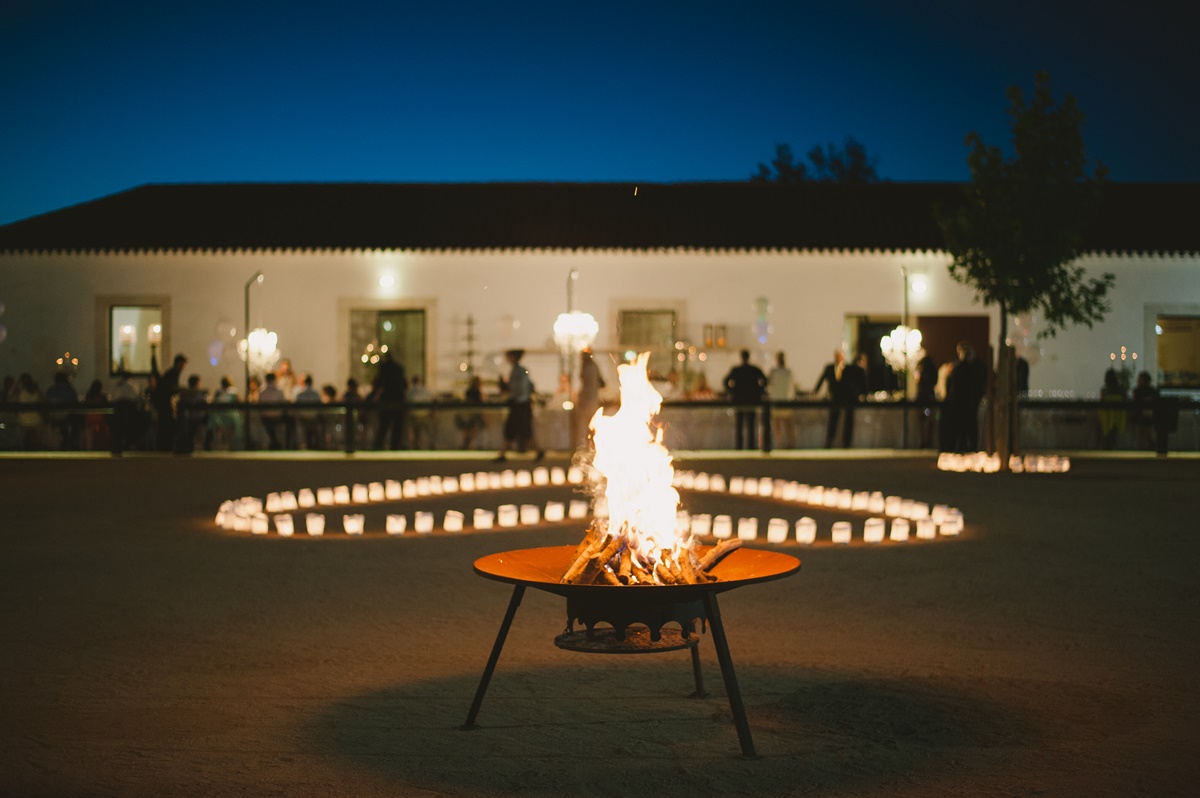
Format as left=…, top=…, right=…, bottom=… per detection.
left=472, top=544, right=801, bottom=598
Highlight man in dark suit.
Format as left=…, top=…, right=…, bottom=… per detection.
left=723, top=349, right=767, bottom=450
left=814, top=350, right=866, bottom=447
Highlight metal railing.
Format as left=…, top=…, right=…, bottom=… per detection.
left=0, top=397, right=1195, bottom=454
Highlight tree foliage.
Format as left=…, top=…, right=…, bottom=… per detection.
left=752, top=137, right=880, bottom=184
left=935, top=72, right=1114, bottom=338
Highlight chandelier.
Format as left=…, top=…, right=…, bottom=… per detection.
left=879, top=325, right=924, bottom=373
left=238, top=327, right=281, bottom=377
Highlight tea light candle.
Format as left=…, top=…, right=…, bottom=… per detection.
left=317, top=487, right=335, bottom=506
left=515, top=470, right=532, bottom=488
left=352, top=484, right=369, bottom=503
left=759, top=477, right=774, bottom=496
left=568, top=500, right=589, bottom=519
left=940, top=509, right=963, bottom=536
left=458, top=473, right=476, bottom=492
left=767, top=518, right=789, bottom=543
left=795, top=517, right=817, bottom=544
left=488, top=472, right=503, bottom=490
left=889, top=518, right=910, bottom=542
left=232, top=513, right=250, bottom=532
left=305, top=513, right=325, bottom=536
left=831, top=521, right=852, bottom=544
left=532, top=466, right=550, bottom=486
left=898, top=498, right=914, bottom=519
left=443, top=510, right=464, bottom=532
left=550, top=466, right=567, bottom=485
left=690, top=513, right=712, bottom=537
left=497, top=504, right=519, bottom=527
left=931, top=504, right=949, bottom=524
left=473, top=509, right=494, bottom=530
left=737, top=517, right=758, bottom=540
left=386, top=514, right=407, bottom=535
left=782, top=481, right=798, bottom=501
left=414, top=511, right=434, bottom=534
left=793, top=483, right=810, bottom=503
left=240, top=497, right=263, bottom=514
left=403, top=479, right=418, bottom=498
left=915, top=518, right=937, bottom=539
left=729, top=476, right=745, bottom=494
left=298, top=488, right=316, bottom=508
left=278, top=491, right=298, bottom=511
left=519, top=504, right=540, bottom=525
left=416, top=477, right=431, bottom=496
left=675, top=510, right=691, bottom=535
left=567, top=466, right=584, bottom=484
left=712, top=515, right=733, bottom=539
left=678, top=471, right=695, bottom=489
left=808, top=485, right=825, bottom=505
left=544, top=501, right=565, bottom=522
left=265, top=492, right=282, bottom=513
left=343, top=514, right=365, bottom=535
left=442, top=476, right=459, bottom=494
left=334, top=485, right=351, bottom=505
left=694, top=473, right=711, bottom=491
left=274, top=514, right=294, bottom=537
left=823, top=488, right=839, bottom=508
left=385, top=480, right=402, bottom=500
left=251, top=513, right=270, bottom=535
left=742, top=477, right=758, bottom=496
left=863, top=517, right=886, bottom=543
left=429, top=476, right=444, bottom=495
left=216, top=501, right=233, bottom=527
left=500, top=470, right=516, bottom=489
left=709, top=475, right=727, bottom=493
left=852, top=491, right=869, bottom=511
left=868, top=491, right=885, bottom=513
left=837, top=490, right=853, bottom=510
left=909, top=502, right=929, bottom=520
left=884, top=495, right=901, bottom=516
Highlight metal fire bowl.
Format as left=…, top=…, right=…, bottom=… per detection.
left=473, top=545, right=801, bottom=653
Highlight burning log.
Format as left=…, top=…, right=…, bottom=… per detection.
left=697, top=538, right=742, bottom=572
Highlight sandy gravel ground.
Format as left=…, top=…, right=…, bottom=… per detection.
left=1, top=453, right=1197, bottom=797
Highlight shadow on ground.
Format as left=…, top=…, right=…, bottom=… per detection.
left=309, top=663, right=1026, bottom=796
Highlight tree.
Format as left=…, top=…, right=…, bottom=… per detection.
left=752, top=137, right=880, bottom=183
left=935, top=72, right=1114, bottom=464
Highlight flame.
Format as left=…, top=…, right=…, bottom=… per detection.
left=589, top=353, right=682, bottom=570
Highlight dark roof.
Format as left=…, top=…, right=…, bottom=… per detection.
left=1, top=181, right=1197, bottom=254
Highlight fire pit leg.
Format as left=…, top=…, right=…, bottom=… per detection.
left=688, top=639, right=708, bottom=698
left=702, top=593, right=758, bottom=759
left=461, top=584, right=525, bottom=730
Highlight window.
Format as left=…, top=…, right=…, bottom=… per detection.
left=109, top=305, right=164, bottom=376
left=618, top=309, right=676, bottom=378
left=350, top=308, right=426, bottom=389
left=1157, top=315, right=1200, bottom=388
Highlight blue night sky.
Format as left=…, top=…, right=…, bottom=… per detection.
left=2, top=0, right=1197, bottom=225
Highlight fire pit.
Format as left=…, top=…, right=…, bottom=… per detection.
left=462, top=543, right=800, bottom=758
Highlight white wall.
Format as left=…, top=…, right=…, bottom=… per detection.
left=1, top=247, right=1194, bottom=399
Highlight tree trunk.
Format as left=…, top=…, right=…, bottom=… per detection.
left=993, top=306, right=1015, bottom=471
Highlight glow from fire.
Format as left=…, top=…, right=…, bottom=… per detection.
left=589, top=353, right=681, bottom=569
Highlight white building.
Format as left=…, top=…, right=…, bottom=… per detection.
left=1, top=181, right=1197, bottom=403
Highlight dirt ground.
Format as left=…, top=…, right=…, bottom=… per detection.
left=1, top=453, right=1197, bottom=797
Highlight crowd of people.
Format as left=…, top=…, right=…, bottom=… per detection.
left=1, top=342, right=1182, bottom=455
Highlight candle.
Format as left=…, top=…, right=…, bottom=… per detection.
left=544, top=501, right=565, bottom=522
left=306, top=513, right=325, bottom=536
left=299, top=488, right=316, bottom=508
left=473, top=509, right=494, bottom=530
left=737, top=517, right=759, bottom=541
left=343, top=514, right=365, bottom=535
left=863, top=517, right=886, bottom=543
left=519, top=504, right=540, bottom=525
left=414, top=511, right=434, bottom=534
left=274, top=514, right=294, bottom=536
left=767, top=518, right=789, bottom=543
left=712, top=515, right=733, bottom=539
left=443, top=510, right=464, bottom=532
left=690, top=513, right=712, bottom=537
left=497, top=504, right=519, bottom=527
left=889, top=518, right=910, bottom=542
left=795, top=517, right=817, bottom=544
left=831, top=521, right=852, bottom=544
left=386, top=514, right=406, bottom=534
left=385, top=480, right=402, bottom=500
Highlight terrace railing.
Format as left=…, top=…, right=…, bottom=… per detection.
left=0, top=397, right=1195, bottom=455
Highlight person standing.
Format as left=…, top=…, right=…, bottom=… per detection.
left=256, top=372, right=290, bottom=450
left=944, top=341, right=988, bottom=453
left=371, top=352, right=408, bottom=450
left=496, top=349, right=543, bottom=461
left=723, top=349, right=767, bottom=450
left=814, top=350, right=864, bottom=448
left=152, top=353, right=187, bottom=451
left=766, top=351, right=795, bottom=449
left=293, top=374, right=323, bottom=450
left=574, top=349, right=605, bottom=449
